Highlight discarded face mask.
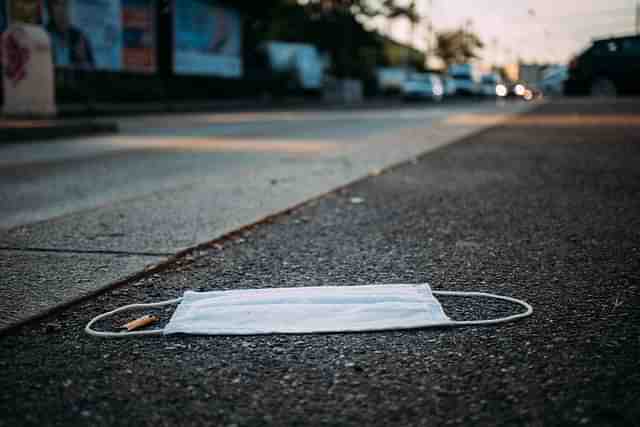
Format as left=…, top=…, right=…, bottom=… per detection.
left=85, top=283, right=532, bottom=338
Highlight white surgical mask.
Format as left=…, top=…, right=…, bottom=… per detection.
left=85, top=284, right=532, bottom=338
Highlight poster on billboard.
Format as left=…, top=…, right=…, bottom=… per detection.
left=1, top=0, right=7, bottom=32
left=1, top=0, right=5, bottom=68
left=41, top=0, right=122, bottom=70
left=173, top=0, right=242, bottom=78
left=122, top=0, right=155, bottom=73
left=40, top=0, right=155, bottom=72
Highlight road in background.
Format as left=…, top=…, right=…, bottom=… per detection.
left=0, top=100, right=532, bottom=330
left=1, top=101, right=529, bottom=231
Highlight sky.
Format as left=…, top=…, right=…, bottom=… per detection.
left=374, top=0, right=639, bottom=65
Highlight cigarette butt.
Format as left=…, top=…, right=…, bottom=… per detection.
left=122, top=315, right=159, bottom=331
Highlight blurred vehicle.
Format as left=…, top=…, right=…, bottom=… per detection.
left=495, top=83, right=509, bottom=97
left=537, top=66, right=568, bottom=96
left=514, top=83, right=541, bottom=101
left=522, top=88, right=535, bottom=101
left=443, top=76, right=457, bottom=97
left=402, top=73, right=444, bottom=102
left=513, top=83, right=527, bottom=97
left=565, top=35, right=640, bottom=97
left=448, top=63, right=481, bottom=96
left=498, top=82, right=536, bottom=100
left=480, top=73, right=506, bottom=97
left=262, top=41, right=326, bottom=92
left=377, top=67, right=410, bottom=95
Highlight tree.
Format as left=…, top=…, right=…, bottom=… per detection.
left=300, top=0, right=419, bottom=22
left=298, top=0, right=420, bottom=78
left=434, top=29, right=484, bottom=67
left=230, top=0, right=418, bottom=80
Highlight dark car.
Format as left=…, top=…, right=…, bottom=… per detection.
left=565, top=35, right=640, bottom=96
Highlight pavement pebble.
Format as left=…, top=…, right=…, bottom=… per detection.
left=1, top=101, right=639, bottom=426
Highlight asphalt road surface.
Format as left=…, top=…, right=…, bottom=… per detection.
left=1, top=99, right=638, bottom=427
left=0, top=100, right=530, bottom=330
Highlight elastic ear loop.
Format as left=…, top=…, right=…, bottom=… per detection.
left=432, top=291, right=533, bottom=326
left=84, top=291, right=533, bottom=337
left=84, top=298, right=183, bottom=338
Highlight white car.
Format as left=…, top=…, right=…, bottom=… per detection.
left=402, top=73, right=444, bottom=102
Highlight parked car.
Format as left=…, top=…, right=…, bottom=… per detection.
left=402, top=73, right=444, bottom=102
left=565, top=35, right=640, bottom=96
left=377, top=67, right=409, bottom=95
left=512, top=82, right=527, bottom=97
left=509, top=82, right=541, bottom=101
left=448, top=64, right=481, bottom=96
left=480, top=73, right=505, bottom=97
left=443, top=76, right=457, bottom=97
left=537, top=66, right=568, bottom=96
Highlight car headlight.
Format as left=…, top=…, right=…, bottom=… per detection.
left=523, top=89, right=534, bottom=101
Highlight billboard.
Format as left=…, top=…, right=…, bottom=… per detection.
left=122, top=0, right=155, bottom=72
left=40, top=0, right=155, bottom=72
left=1, top=0, right=6, bottom=32
left=173, top=0, right=242, bottom=78
left=41, top=0, right=121, bottom=70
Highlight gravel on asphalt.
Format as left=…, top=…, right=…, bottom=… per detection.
left=1, top=100, right=638, bottom=427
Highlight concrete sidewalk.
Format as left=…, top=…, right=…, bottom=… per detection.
left=1, top=99, right=638, bottom=426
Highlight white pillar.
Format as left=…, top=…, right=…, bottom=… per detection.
left=2, top=24, right=56, bottom=117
